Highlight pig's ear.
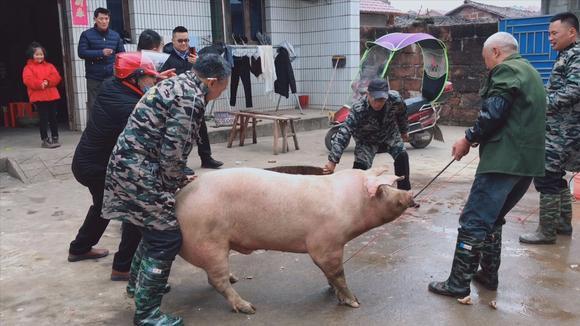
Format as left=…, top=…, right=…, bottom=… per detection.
left=365, top=175, right=404, bottom=197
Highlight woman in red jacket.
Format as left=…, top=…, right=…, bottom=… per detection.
left=22, top=42, right=62, bottom=148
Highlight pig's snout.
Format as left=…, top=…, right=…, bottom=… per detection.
left=406, top=191, right=417, bottom=208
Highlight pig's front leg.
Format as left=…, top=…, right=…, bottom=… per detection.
left=201, top=244, right=256, bottom=314
left=308, top=244, right=360, bottom=308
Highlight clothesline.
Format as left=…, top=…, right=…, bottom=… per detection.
left=230, top=45, right=282, bottom=58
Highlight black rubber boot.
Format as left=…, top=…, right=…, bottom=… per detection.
left=428, top=230, right=482, bottom=298
left=519, top=193, right=559, bottom=244
left=473, top=225, right=502, bottom=291
left=557, top=189, right=573, bottom=235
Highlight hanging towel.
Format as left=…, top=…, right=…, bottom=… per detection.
left=257, top=45, right=276, bottom=95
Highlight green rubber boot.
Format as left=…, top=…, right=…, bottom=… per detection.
left=473, top=225, right=502, bottom=291
left=127, top=242, right=170, bottom=299
left=557, top=189, right=573, bottom=235
left=428, top=230, right=482, bottom=298
left=133, top=257, right=182, bottom=326
left=519, top=193, right=559, bottom=244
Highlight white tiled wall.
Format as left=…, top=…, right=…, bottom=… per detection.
left=64, top=0, right=359, bottom=130
left=297, top=0, right=360, bottom=109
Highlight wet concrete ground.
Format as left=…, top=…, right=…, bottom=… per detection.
left=1, top=126, right=578, bottom=325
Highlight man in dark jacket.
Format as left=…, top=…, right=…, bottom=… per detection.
left=162, top=26, right=224, bottom=170
left=77, top=7, right=125, bottom=116
left=428, top=32, right=546, bottom=298
left=68, top=51, right=169, bottom=282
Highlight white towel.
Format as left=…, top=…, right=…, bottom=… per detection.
left=257, top=46, right=277, bottom=95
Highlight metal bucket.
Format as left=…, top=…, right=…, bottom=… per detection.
left=265, top=165, right=324, bottom=175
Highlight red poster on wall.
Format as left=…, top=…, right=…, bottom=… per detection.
left=71, top=0, right=89, bottom=26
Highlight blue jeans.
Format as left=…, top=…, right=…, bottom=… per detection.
left=459, top=173, right=532, bottom=240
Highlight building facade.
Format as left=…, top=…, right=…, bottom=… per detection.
left=5, top=0, right=360, bottom=131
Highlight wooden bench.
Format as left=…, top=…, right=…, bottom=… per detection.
left=227, top=111, right=301, bottom=155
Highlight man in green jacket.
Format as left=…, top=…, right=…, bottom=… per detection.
left=428, top=32, right=546, bottom=298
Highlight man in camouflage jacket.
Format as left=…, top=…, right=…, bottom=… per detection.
left=520, top=12, right=580, bottom=244
left=103, top=54, right=231, bottom=326
left=323, top=78, right=412, bottom=191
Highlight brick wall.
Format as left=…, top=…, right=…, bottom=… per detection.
left=360, top=22, right=497, bottom=125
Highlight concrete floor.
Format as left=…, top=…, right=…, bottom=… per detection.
left=0, top=126, right=578, bottom=325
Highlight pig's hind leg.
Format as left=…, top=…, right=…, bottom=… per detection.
left=309, top=246, right=360, bottom=308
left=201, top=244, right=256, bottom=314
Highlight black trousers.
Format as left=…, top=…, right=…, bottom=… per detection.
left=230, top=56, right=252, bottom=108
left=534, top=170, right=568, bottom=195
left=69, top=165, right=142, bottom=272
left=197, top=119, right=212, bottom=159
left=139, top=227, right=182, bottom=261
left=35, top=100, right=59, bottom=140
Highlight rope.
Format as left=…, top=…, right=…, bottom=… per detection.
left=343, top=155, right=478, bottom=264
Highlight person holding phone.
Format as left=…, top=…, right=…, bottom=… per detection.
left=162, top=26, right=224, bottom=171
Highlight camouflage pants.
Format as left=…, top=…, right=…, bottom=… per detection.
left=460, top=173, right=532, bottom=240
left=545, top=113, right=580, bottom=173
left=352, top=140, right=405, bottom=170
left=352, top=140, right=410, bottom=190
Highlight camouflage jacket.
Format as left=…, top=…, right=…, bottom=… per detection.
left=102, top=71, right=207, bottom=230
left=547, top=42, right=580, bottom=116
left=328, top=91, right=407, bottom=163
left=546, top=42, right=580, bottom=172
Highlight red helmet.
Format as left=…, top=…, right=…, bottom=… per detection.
left=114, top=52, right=159, bottom=80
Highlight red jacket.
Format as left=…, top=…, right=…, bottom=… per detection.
left=22, top=59, right=62, bottom=103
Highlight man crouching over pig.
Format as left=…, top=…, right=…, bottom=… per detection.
left=428, top=32, right=546, bottom=298
left=102, top=54, right=231, bottom=325
left=323, top=79, right=419, bottom=207
left=175, top=167, right=415, bottom=313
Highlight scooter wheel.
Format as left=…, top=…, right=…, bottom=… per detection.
left=410, top=129, right=434, bottom=149
left=325, top=125, right=346, bottom=151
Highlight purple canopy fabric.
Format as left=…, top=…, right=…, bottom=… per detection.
left=372, top=32, right=443, bottom=51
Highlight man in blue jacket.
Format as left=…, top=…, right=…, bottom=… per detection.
left=78, top=7, right=125, bottom=116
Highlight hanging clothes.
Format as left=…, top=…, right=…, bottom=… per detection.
left=274, top=47, right=297, bottom=98
left=257, top=45, right=276, bottom=95
left=250, top=56, right=262, bottom=77
left=278, top=40, right=296, bottom=62
left=230, top=56, right=253, bottom=108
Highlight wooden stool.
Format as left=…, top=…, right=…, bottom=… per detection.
left=273, top=119, right=299, bottom=154
left=227, top=113, right=257, bottom=148
left=227, top=111, right=301, bottom=155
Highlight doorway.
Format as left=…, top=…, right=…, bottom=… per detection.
left=0, top=0, right=70, bottom=128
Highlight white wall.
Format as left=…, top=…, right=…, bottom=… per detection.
left=63, top=0, right=360, bottom=130
left=298, top=0, right=360, bottom=109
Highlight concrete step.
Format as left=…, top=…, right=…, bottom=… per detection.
left=0, top=109, right=331, bottom=184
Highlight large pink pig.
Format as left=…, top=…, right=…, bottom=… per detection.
left=175, top=167, right=415, bottom=314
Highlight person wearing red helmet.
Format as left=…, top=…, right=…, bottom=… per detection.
left=68, top=47, right=174, bottom=283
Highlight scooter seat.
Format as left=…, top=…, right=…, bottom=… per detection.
left=404, top=96, right=430, bottom=115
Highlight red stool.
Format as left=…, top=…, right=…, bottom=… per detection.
left=6, top=102, right=36, bottom=128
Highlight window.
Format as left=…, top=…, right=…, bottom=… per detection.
left=211, top=0, right=265, bottom=44
left=106, top=0, right=132, bottom=43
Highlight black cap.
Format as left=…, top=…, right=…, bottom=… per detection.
left=367, top=79, right=389, bottom=99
